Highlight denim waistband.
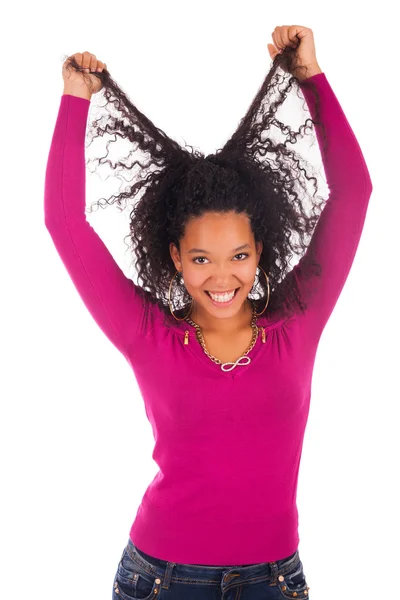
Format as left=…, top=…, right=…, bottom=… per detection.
left=126, top=537, right=300, bottom=588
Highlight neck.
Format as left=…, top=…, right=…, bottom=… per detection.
left=188, top=298, right=254, bottom=335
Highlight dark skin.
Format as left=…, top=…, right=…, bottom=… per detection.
left=169, top=211, right=263, bottom=341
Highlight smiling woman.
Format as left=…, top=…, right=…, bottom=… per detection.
left=44, top=24, right=372, bottom=598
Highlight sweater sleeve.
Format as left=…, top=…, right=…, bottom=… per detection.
left=44, top=94, right=151, bottom=358
left=286, top=72, right=373, bottom=341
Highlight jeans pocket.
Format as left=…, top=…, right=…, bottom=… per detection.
left=113, top=547, right=162, bottom=600
left=277, top=558, right=310, bottom=599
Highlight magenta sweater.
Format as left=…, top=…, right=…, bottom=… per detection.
left=44, top=72, right=372, bottom=565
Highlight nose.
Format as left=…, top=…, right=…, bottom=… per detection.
left=207, top=270, right=238, bottom=290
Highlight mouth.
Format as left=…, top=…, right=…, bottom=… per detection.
left=204, top=287, right=240, bottom=307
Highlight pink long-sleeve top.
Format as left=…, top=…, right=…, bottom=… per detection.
left=44, top=72, right=373, bottom=565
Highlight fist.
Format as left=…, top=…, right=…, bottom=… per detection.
left=267, top=25, right=320, bottom=80
left=62, top=52, right=108, bottom=95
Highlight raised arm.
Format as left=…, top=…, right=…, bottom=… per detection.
left=289, top=72, right=373, bottom=341
left=44, top=92, right=152, bottom=358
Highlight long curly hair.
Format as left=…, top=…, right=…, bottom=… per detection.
left=67, top=48, right=328, bottom=329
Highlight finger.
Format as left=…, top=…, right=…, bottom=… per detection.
left=281, top=26, right=295, bottom=48
left=274, top=26, right=285, bottom=50
left=271, top=30, right=280, bottom=51
left=94, top=61, right=106, bottom=73
left=271, top=31, right=282, bottom=53
left=73, top=53, right=83, bottom=67
left=288, top=25, right=300, bottom=47
left=267, top=43, right=278, bottom=60
left=82, top=51, right=93, bottom=71
left=89, top=54, right=99, bottom=71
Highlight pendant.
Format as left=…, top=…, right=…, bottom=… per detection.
left=221, top=355, right=251, bottom=372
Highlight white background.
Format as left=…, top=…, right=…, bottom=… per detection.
left=1, top=1, right=398, bottom=599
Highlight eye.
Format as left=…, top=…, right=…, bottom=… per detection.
left=234, top=253, right=249, bottom=261
left=192, top=257, right=208, bottom=265
left=192, top=253, right=249, bottom=265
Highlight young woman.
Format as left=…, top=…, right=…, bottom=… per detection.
left=45, top=25, right=372, bottom=600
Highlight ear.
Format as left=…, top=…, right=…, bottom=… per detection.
left=169, top=242, right=182, bottom=271
left=256, top=240, right=263, bottom=259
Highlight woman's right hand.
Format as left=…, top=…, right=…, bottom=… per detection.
left=62, top=51, right=107, bottom=97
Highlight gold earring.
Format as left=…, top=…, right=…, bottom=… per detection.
left=249, top=265, right=270, bottom=316
left=168, top=270, right=193, bottom=321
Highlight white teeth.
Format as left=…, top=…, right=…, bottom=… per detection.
left=209, top=290, right=236, bottom=302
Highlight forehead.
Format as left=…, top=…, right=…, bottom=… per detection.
left=182, top=212, right=252, bottom=243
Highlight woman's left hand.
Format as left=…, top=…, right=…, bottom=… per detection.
left=267, top=25, right=322, bottom=80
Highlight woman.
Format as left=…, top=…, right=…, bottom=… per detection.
left=45, top=25, right=372, bottom=599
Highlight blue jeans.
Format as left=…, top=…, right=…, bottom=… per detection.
left=112, top=537, right=311, bottom=599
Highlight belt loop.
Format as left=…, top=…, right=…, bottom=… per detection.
left=160, top=561, right=175, bottom=590
left=268, top=561, right=278, bottom=586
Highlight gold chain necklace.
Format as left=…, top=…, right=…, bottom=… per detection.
left=184, top=302, right=266, bottom=372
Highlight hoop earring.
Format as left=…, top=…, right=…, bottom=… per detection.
left=249, top=265, right=270, bottom=316
left=168, top=270, right=193, bottom=321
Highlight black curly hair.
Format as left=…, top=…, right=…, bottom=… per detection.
left=66, top=47, right=328, bottom=330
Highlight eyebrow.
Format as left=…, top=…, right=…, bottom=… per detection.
left=187, top=243, right=251, bottom=254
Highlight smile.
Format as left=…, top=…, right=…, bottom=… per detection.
left=204, top=288, right=240, bottom=306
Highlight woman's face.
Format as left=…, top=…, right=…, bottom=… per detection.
left=169, top=211, right=263, bottom=321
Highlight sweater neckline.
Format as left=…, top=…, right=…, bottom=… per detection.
left=166, top=310, right=285, bottom=381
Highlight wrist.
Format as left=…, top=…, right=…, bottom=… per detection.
left=62, top=85, right=92, bottom=101
left=297, top=63, right=323, bottom=82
